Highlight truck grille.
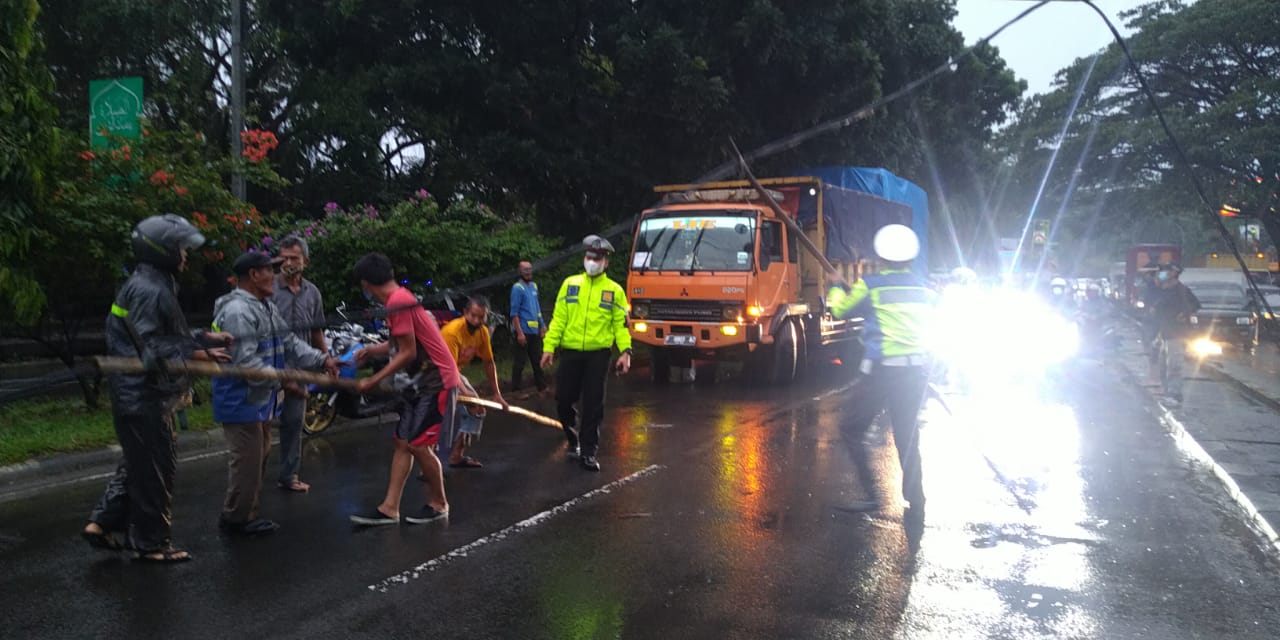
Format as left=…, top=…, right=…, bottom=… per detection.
left=648, top=301, right=726, bottom=322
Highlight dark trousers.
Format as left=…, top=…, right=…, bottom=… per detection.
left=89, top=408, right=178, bottom=552
left=555, top=349, right=613, bottom=457
left=277, top=395, right=305, bottom=484
left=511, top=333, right=547, bottom=390
left=221, top=421, right=271, bottom=524
left=841, top=364, right=930, bottom=506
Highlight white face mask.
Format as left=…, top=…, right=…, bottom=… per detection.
left=584, top=259, right=605, bottom=276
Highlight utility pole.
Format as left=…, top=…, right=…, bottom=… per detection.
left=230, top=0, right=246, bottom=200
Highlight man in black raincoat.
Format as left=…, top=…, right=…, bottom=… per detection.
left=81, top=214, right=232, bottom=563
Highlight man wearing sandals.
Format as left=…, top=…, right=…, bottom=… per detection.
left=212, top=251, right=338, bottom=536
left=83, top=214, right=232, bottom=563
left=272, top=235, right=328, bottom=493
left=438, top=295, right=509, bottom=469
left=349, top=253, right=468, bottom=526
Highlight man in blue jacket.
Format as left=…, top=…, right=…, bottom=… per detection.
left=509, top=260, right=547, bottom=393
left=212, top=252, right=336, bottom=535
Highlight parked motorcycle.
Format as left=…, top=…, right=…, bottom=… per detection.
left=303, top=303, right=393, bottom=435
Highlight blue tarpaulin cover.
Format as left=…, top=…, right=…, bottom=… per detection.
left=795, top=167, right=929, bottom=274
left=795, top=185, right=912, bottom=265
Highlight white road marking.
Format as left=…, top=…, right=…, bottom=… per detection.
left=812, top=379, right=857, bottom=402
left=366, top=464, right=664, bottom=593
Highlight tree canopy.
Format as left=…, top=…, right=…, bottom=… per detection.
left=993, top=0, right=1280, bottom=274
left=36, top=0, right=1023, bottom=257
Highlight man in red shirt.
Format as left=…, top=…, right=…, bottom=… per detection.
left=349, top=253, right=463, bottom=525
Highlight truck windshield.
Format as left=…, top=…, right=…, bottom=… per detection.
left=632, top=213, right=756, bottom=272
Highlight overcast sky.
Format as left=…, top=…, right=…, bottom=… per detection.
left=952, top=0, right=1157, bottom=96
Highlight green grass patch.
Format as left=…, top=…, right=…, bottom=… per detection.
left=0, top=382, right=219, bottom=467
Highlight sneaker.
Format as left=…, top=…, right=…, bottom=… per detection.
left=402, top=505, right=449, bottom=524
left=349, top=507, right=398, bottom=526
left=580, top=455, right=601, bottom=472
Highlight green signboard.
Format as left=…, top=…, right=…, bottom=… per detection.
left=89, top=77, right=144, bottom=147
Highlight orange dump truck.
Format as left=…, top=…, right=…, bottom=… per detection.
left=627, top=176, right=914, bottom=384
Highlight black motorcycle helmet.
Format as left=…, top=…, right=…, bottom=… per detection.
left=131, top=214, right=207, bottom=271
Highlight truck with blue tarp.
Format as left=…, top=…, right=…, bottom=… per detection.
left=626, top=168, right=928, bottom=385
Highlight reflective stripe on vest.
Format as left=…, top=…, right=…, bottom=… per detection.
left=869, top=285, right=930, bottom=358
left=110, top=303, right=129, bottom=318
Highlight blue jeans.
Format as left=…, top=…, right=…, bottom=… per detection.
left=278, top=394, right=305, bottom=484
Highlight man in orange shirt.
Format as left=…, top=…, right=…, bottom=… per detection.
left=438, top=296, right=508, bottom=468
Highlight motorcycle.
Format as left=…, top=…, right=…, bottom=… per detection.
left=302, top=303, right=394, bottom=435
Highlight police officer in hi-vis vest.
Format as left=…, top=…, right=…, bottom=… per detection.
left=541, top=235, right=632, bottom=472
left=827, top=224, right=935, bottom=524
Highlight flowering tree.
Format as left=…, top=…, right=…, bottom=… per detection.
left=5, top=125, right=286, bottom=407
left=283, top=191, right=557, bottom=309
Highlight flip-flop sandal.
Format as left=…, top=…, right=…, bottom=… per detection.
left=133, top=548, right=193, bottom=564
left=81, top=529, right=124, bottom=552
left=278, top=480, right=311, bottom=492
left=448, top=457, right=484, bottom=469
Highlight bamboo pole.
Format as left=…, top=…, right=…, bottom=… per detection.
left=93, top=356, right=562, bottom=429
left=729, top=138, right=840, bottom=275
left=94, top=356, right=352, bottom=389
left=456, top=396, right=563, bottom=430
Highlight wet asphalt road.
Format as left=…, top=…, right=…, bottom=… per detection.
left=3, top=359, right=1280, bottom=639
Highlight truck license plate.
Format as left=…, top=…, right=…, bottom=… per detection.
left=664, top=335, right=696, bottom=347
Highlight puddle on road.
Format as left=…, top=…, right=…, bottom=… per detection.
left=967, top=522, right=1102, bottom=550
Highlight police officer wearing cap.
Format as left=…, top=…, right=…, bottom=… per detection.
left=541, top=234, right=632, bottom=471
left=83, top=214, right=233, bottom=563
left=826, top=224, right=935, bottom=525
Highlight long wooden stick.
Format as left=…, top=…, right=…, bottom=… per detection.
left=94, top=356, right=354, bottom=389
left=729, top=137, right=840, bottom=274
left=456, top=396, right=563, bottom=430
left=94, top=356, right=563, bottom=429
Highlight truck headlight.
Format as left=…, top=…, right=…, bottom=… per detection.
left=1236, top=317, right=1253, bottom=325
left=1189, top=316, right=1198, bottom=325
left=632, top=303, right=650, bottom=319
left=723, top=306, right=741, bottom=321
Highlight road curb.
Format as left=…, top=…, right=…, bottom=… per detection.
left=1111, top=356, right=1280, bottom=557
left=0, top=414, right=387, bottom=505
left=1202, top=361, right=1280, bottom=415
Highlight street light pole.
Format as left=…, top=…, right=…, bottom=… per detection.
left=230, top=0, right=246, bottom=200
